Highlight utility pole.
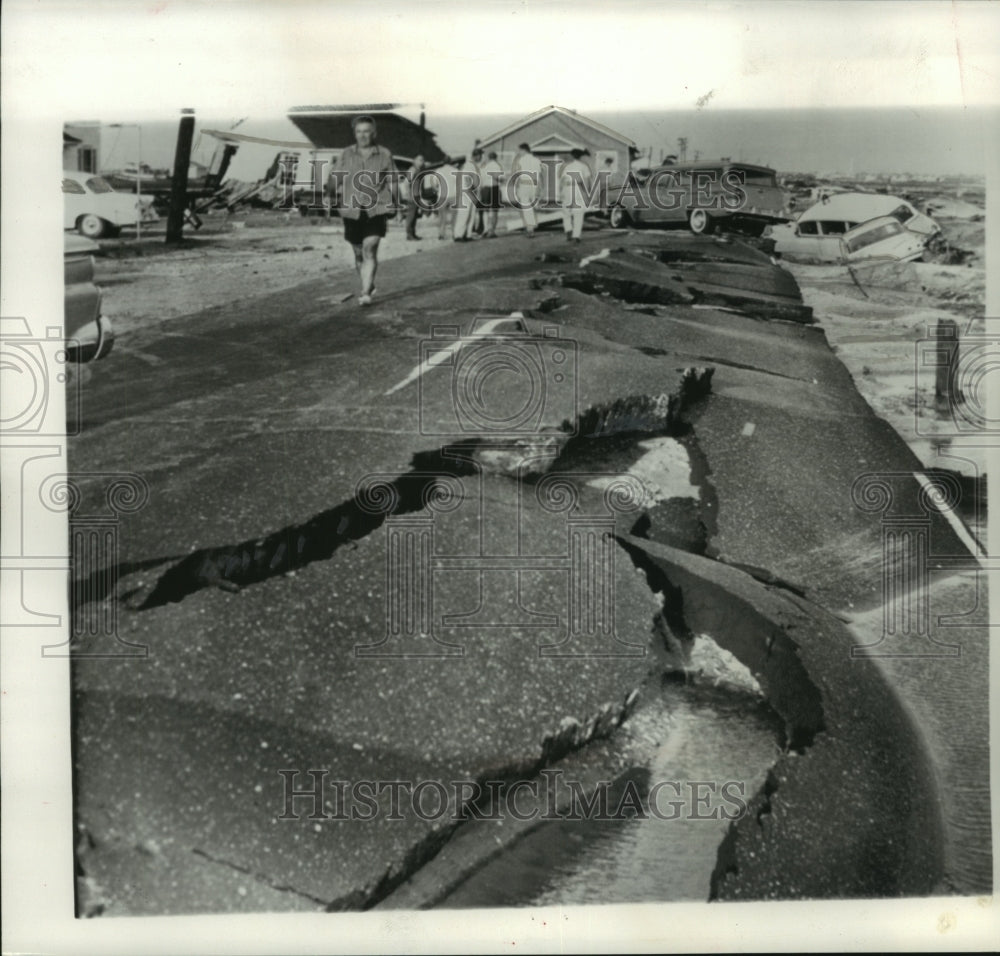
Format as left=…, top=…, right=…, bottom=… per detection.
left=677, top=137, right=688, bottom=163
left=166, top=109, right=196, bottom=243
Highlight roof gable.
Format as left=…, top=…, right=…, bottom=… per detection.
left=479, top=105, right=635, bottom=148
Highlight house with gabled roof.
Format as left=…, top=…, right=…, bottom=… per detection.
left=477, top=105, right=637, bottom=204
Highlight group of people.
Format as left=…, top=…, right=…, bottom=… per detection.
left=426, top=143, right=593, bottom=243
left=327, top=115, right=598, bottom=305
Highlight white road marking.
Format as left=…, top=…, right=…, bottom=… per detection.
left=741, top=422, right=756, bottom=437
left=579, top=248, right=611, bottom=268
left=383, top=314, right=523, bottom=395
left=914, top=471, right=986, bottom=560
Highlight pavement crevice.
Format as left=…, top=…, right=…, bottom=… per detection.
left=189, top=847, right=329, bottom=907
left=322, top=685, right=646, bottom=912
left=131, top=446, right=483, bottom=609
left=118, top=368, right=715, bottom=613
left=615, top=534, right=828, bottom=900
left=616, top=535, right=825, bottom=752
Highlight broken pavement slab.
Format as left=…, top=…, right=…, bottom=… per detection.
left=559, top=235, right=814, bottom=324
left=72, top=318, right=716, bottom=914
left=617, top=534, right=946, bottom=899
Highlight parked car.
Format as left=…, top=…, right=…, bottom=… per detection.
left=786, top=191, right=940, bottom=239
left=768, top=214, right=926, bottom=263
left=64, top=234, right=114, bottom=361
left=63, top=169, right=159, bottom=239
left=608, top=160, right=789, bottom=235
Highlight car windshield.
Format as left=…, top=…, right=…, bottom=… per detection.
left=62, top=178, right=86, bottom=194
left=86, top=177, right=115, bottom=194
left=889, top=204, right=914, bottom=223
left=845, top=220, right=904, bottom=253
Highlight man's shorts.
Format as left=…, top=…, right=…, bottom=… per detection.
left=343, top=211, right=388, bottom=244
left=479, top=186, right=502, bottom=210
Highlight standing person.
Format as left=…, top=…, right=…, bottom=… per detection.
left=559, top=148, right=592, bottom=243
left=469, top=147, right=485, bottom=235
left=479, top=151, right=504, bottom=238
left=404, top=154, right=425, bottom=241
left=328, top=115, right=397, bottom=305
left=452, top=151, right=482, bottom=242
left=510, top=142, right=542, bottom=238
left=435, top=155, right=458, bottom=239
left=600, top=155, right=616, bottom=210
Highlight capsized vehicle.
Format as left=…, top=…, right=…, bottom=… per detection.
left=63, top=169, right=159, bottom=238
left=608, top=160, right=790, bottom=236
left=769, top=214, right=926, bottom=263
left=838, top=215, right=926, bottom=263
left=64, top=234, right=114, bottom=361
left=787, top=190, right=940, bottom=238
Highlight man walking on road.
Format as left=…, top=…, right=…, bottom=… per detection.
left=559, top=148, right=592, bottom=243
left=329, top=115, right=397, bottom=305
left=510, top=142, right=541, bottom=238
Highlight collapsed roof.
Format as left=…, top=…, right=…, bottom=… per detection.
left=287, top=105, right=446, bottom=163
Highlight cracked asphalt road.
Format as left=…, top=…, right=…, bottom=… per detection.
left=68, top=222, right=989, bottom=915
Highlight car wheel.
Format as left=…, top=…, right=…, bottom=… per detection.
left=608, top=205, right=630, bottom=229
left=688, top=209, right=714, bottom=235
left=77, top=214, right=107, bottom=239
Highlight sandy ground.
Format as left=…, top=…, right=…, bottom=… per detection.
left=92, top=211, right=460, bottom=336
left=783, top=216, right=987, bottom=482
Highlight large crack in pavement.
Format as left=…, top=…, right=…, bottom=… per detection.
left=108, top=368, right=713, bottom=611
left=617, top=534, right=946, bottom=900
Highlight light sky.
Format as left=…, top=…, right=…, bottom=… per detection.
left=4, top=0, right=999, bottom=121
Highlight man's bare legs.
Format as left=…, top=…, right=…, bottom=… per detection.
left=351, top=235, right=381, bottom=303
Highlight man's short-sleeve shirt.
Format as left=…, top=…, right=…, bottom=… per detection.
left=331, top=144, right=395, bottom=219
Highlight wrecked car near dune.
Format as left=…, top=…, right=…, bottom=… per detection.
left=768, top=214, right=927, bottom=264
left=765, top=187, right=941, bottom=263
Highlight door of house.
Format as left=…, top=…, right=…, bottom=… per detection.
left=532, top=150, right=568, bottom=206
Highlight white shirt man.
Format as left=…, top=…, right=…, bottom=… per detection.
left=453, top=150, right=483, bottom=242
left=559, top=149, right=593, bottom=242
left=510, top=143, right=542, bottom=237
left=435, top=158, right=459, bottom=239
